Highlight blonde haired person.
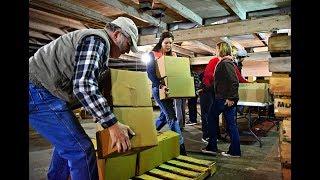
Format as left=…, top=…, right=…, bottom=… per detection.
left=201, top=42, right=241, bottom=157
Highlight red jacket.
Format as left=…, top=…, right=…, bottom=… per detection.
left=203, top=57, right=248, bottom=87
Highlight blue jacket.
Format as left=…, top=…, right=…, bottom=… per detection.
left=146, top=52, right=161, bottom=88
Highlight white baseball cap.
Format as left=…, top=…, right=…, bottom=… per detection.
left=236, top=49, right=249, bottom=57
left=111, top=17, right=139, bottom=53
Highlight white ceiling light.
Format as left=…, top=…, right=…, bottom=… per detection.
left=141, top=53, right=152, bottom=64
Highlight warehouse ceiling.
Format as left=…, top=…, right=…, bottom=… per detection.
left=29, top=0, right=291, bottom=69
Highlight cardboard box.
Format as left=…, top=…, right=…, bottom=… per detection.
left=238, top=83, right=271, bottom=103
left=90, top=138, right=106, bottom=180
left=103, top=68, right=152, bottom=107
left=274, top=98, right=291, bottom=117
left=268, top=34, right=291, bottom=52
left=96, top=107, right=158, bottom=158
left=136, top=131, right=180, bottom=175
left=156, top=56, right=191, bottom=78
left=269, top=76, right=291, bottom=95
left=105, top=153, right=137, bottom=180
left=159, top=76, right=195, bottom=100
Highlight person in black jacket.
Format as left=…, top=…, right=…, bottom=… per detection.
left=201, top=42, right=241, bottom=157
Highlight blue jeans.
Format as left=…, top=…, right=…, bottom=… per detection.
left=152, top=87, right=184, bottom=145
left=174, top=99, right=185, bottom=130
left=207, top=98, right=241, bottom=156
left=29, top=83, right=98, bottom=180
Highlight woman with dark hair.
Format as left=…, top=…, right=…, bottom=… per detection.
left=146, top=31, right=187, bottom=155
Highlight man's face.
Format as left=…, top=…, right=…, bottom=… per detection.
left=118, top=31, right=132, bottom=54
left=112, top=30, right=132, bottom=58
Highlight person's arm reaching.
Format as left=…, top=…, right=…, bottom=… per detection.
left=73, top=35, right=134, bottom=152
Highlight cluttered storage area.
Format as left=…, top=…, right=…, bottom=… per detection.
left=29, top=0, right=291, bottom=179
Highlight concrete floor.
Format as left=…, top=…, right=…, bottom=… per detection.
left=29, top=108, right=282, bottom=180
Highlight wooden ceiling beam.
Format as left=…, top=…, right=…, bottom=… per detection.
left=119, top=0, right=140, bottom=9
left=29, top=21, right=66, bottom=35
left=254, top=33, right=268, bottom=46
left=190, top=56, right=214, bottom=65
left=138, top=15, right=291, bottom=45
left=30, top=0, right=113, bottom=24
left=44, top=34, right=56, bottom=41
left=29, top=8, right=87, bottom=30
left=220, top=36, right=245, bottom=50
left=218, top=0, right=246, bottom=20
left=181, top=41, right=215, bottom=55
left=97, top=0, right=167, bottom=29
left=29, top=30, right=51, bottom=40
left=172, top=44, right=195, bottom=57
left=157, top=0, right=203, bottom=25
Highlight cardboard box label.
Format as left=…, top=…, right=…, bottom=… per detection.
left=274, top=98, right=291, bottom=117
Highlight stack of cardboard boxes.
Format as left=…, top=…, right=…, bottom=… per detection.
left=268, top=33, right=291, bottom=180
left=95, top=68, right=158, bottom=179
left=94, top=68, right=181, bottom=180
left=155, top=56, right=195, bottom=100
left=269, top=75, right=291, bottom=117
left=97, top=68, right=158, bottom=158
left=269, top=73, right=291, bottom=179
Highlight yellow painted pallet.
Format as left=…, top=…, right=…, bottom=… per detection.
left=131, top=155, right=216, bottom=180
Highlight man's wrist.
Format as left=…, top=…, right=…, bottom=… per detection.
left=101, top=118, right=118, bottom=129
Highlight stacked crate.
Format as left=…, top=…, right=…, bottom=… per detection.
left=90, top=68, right=216, bottom=180
left=92, top=130, right=216, bottom=180
left=269, top=74, right=291, bottom=180
left=95, top=68, right=158, bottom=180
left=268, top=33, right=291, bottom=180
left=155, top=56, right=195, bottom=100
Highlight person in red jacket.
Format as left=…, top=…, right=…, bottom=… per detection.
left=199, top=46, right=248, bottom=143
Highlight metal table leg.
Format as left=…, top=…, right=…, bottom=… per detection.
left=247, top=108, right=262, bottom=147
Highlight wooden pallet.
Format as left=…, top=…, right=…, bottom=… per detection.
left=132, top=155, right=216, bottom=180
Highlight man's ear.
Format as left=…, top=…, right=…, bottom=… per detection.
left=113, top=30, right=122, bottom=40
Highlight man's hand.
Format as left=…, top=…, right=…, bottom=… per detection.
left=225, top=99, right=235, bottom=107
left=108, top=122, right=135, bottom=153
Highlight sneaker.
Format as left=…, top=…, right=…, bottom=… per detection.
left=185, top=121, right=197, bottom=126
left=201, top=147, right=217, bottom=155
left=201, top=137, right=209, bottom=144
left=221, top=151, right=240, bottom=158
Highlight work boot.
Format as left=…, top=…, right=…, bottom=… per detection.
left=180, top=143, right=187, bottom=156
